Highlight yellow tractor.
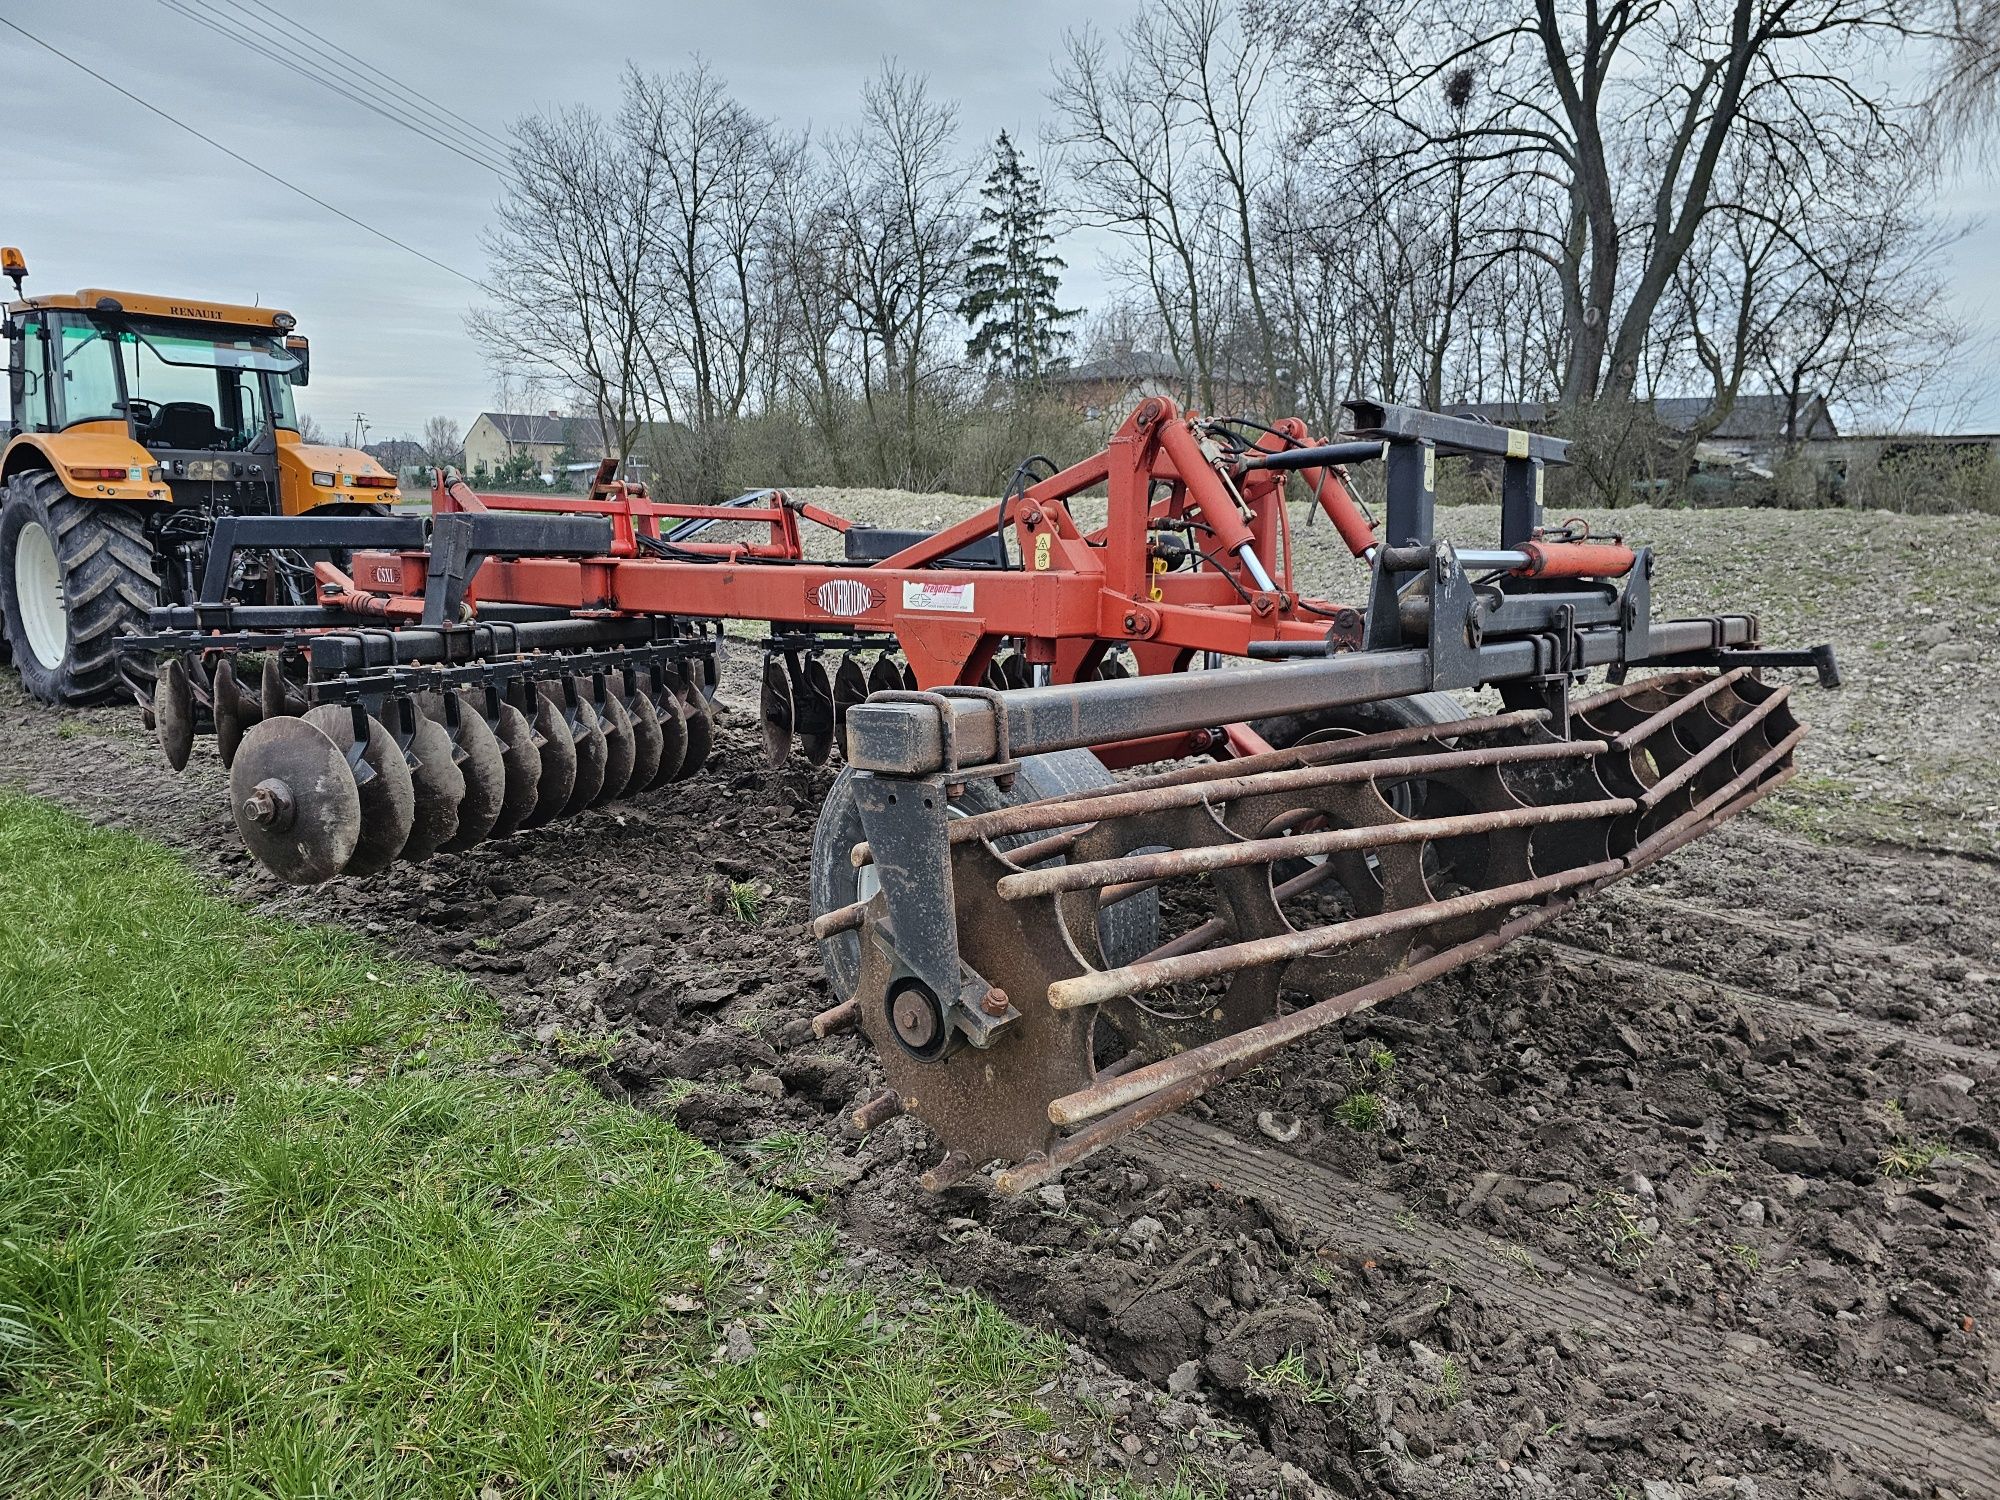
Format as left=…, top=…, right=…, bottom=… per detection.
left=0, top=246, right=400, bottom=703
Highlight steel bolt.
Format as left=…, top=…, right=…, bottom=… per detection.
left=980, top=986, right=1010, bottom=1017
left=241, top=778, right=294, bottom=830
left=892, top=987, right=942, bottom=1050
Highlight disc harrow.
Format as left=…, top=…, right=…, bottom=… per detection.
left=754, top=637, right=1137, bottom=769
left=115, top=399, right=1839, bottom=1193
left=144, top=626, right=719, bottom=883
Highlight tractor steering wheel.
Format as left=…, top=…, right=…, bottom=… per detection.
left=116, top=397, right=160, bottom=425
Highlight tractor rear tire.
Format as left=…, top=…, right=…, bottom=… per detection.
left=1, top=472, right=160, bottom=705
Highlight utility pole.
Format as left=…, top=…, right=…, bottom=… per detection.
left=351, top=412, right=369, bottom=448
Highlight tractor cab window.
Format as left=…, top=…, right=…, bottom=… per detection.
left=112, top=318, right=301, bottom=452
left=268, top=371, right=298, bottom=432
left=228, top=369, right=274, bottom=448
left=13, top=318, right=52, bottom=431
left=53, top=318, right=122, bottom=426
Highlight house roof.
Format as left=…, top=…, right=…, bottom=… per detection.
left=1046, top=351, right=1186, bottom=385
left=474, top=411, right=578, bottom=445
left=363, top=439, right=428, bottom=467
left=1446, top=401, right=1555, bottom=428
left=1649, top=395, right=1835, bottom=439
left=472, top=412, right=689, bottom=456
left=1446, top=395, right=1835, bottom=440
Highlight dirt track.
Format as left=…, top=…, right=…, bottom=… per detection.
left=7, top=656, right=1996, bottom=1500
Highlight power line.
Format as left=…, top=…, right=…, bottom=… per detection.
left=155, top=0, right=514, bottom=178
left=0, top=15, right=487, bottom=291
left=199, top=0, right=515, bottom=173
left=227, top=0, right=512, bottom=166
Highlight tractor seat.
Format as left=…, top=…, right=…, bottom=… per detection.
left=843, top=525, right=1007, bottom=569
left=148, top=401, right=226, bottom=450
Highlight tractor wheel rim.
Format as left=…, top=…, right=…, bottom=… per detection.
left=14, top=519, right=67, bottom=670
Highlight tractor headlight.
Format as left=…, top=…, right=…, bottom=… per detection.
left=311, top=470, right=336, bottom=487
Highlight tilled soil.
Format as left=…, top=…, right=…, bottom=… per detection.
left=5, top=669, right=1997, bottom=1500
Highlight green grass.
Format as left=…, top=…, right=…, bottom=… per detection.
left=1244, top=1349, right=1347, bottom=1408
left=727, top=881, right=764, bottom=925
left=1332, top=1091, right=1384, bottom=1133
left=0, top=794, right=1064, bottom=1497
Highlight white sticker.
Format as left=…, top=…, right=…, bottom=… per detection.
left=902, top=580, right=975, bottom=614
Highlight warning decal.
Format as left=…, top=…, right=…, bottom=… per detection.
left=902, top=579, right=976, bottom=614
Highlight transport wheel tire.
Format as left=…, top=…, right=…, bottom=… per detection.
left=810, top=748, right=1160, bottom=1006
left=0, top=472, right=159, bottom=705
left=1248, top=690, right=1467, bottom=752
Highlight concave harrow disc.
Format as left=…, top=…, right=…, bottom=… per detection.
left=228, top=715, right=362, bottom=884
left=524, top=692, right=579, bottom=827
left=594, top=688, right=637, bottom=804
left=491, top=699, right=544, bottom=837
left=156, top=658, right=195, bottom=771
left=760, top=654, right=794, bottom=766
left=212, top=658, right=262, bottom=770
left=302, top=705, right=414, bottom=876
left=428, top=692, right=507, bottom=853
left=840, top=671, right=1804, bottom=1190
left=399, top=707, right=466, bottom=862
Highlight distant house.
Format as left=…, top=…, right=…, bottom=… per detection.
left=461, top=410, right=685, bottom=483
left=1045, top=349, right=1264, bottom=419
left=362, top=438, right=427, bottom=474
left=462, top=411, right=602, bottom=478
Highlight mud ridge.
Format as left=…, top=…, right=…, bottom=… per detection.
left=1142, top=1117, right=2000, bottom=1493
left=1523, top=936, right=2000, bottom=1069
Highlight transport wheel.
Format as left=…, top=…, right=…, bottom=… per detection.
left=0, top=473, right=159, bottom=705
left=810, top=749, right=1161, bottom=1006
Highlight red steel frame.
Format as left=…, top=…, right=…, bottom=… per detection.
left=354, top=399, right=1629, bottom=701
left=366, top=400, right=1387, bottom=690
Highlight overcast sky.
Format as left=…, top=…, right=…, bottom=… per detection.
left=6, top=0, right=1997, bottom=439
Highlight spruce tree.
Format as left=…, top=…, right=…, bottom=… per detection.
left=960, top=132, right=1077, bottom=382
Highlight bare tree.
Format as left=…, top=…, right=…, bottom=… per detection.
left=420, top=415, right=463, bottom=471
left=766, top=144, right=858, bottom=476
left=619, top=61, right=791, bottom=493
left=469, top=103, right=673, bottom=468
left=1291, top=0, right=1948, bottom=406
left=825, top=64, right=975, bottom=485
left=1935, top=0, right=2000, bottom=144
left=1661, top=139, right=1966, bottom=450
left=1050, top=18, right=1240, bottom=408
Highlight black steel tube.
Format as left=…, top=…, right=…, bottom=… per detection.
left=1402, top=589, right=1621, bottom=639
left=1234, top=440, right=1387, bottom=473
left=301, top=617, right=681, bottom=671
left=843, top=615, right=1759, bottom=776
left=996, top=795, right=1636, bottom=899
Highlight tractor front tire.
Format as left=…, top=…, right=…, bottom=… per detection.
left=0, top=473, right=160, bottom=705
